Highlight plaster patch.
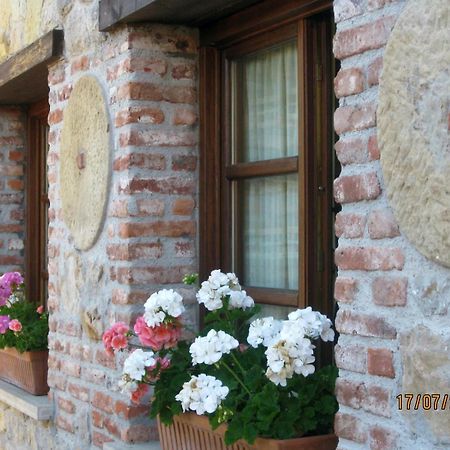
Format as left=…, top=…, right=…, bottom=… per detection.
left=378, top=0, right=450, bottom=266
left=400, top=325, right=450, bottom=443
left=60, top=75, right=111, bottom=250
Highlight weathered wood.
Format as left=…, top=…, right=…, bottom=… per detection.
left=99, top=0, right=261, bottom=30
left=0, top=29, right=64, bottom=105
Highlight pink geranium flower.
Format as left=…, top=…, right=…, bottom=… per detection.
left=8, top=319, right=22, bottom=332
left=0, top=316, right=10, bottom=334
left=102, top=321, right=130, bottom=356
left=134, top=316, right=181, bottom=351
left=0, top=272, right=24, bottom=288
left=36, top=305, right=44, bottom=314
left=131, top=383, right=149, bottom=405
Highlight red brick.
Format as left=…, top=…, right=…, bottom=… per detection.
left=368, top=209, right=400, bottom=239
left=117, top=82, right=196, bottom=104
left=368, top=348, right=395, bottom=378
left=364, top=385, right=391, bottom=417
left=335, top=246, right=404, bottom=270
left=121, top=424, right=157, bottom=443
left=334, top=0, right=363, bottom=22
left=173, top=108, right=198, bottom=126
left=47, top=373, right=67, bottom=391
left=56, top=414, right=75, bottom=433
left=120, top=129, right=196, bottom=147
left=10, top=208, right=24, bottom=221
left=109, top=200, right=129, bottom=218
left=368, top=134, right=380, bottom=160
left=172, top=63, right=196, bottom=79
left=111, top=58, right=168, bottom=79
left=336, top=378, right=364, bottom=409
left=174, top=241, right=195, bottom=258
left=92, top=391, right=114, bottom=414
left=107, top=242, right=163, bottom=260
left=0, top=193, right=23, bottom=204
left=112, top=289, right=148, bottom=305
left=71, top=56, right=90, bottom=74
left=372, top=276, right=407, bottom=307
left=334, top=413, right=367, bottom=444
left=48, top=67, right=65, bottom=85
left=48, top=108, right=63, bottom=125
left=92, top=410, right=104, bottom=428
left=67, top=383, right=90, bottom=402
left=172, top=198, right=195, bottom=216
left=0, top=255, right=22, bottom=265
left=115, top=400, right=150, bottom=419
left=334, top=277, right=357, bottom=303
left=119, top=221, right=195, bottom=238
left=334, top=68, right=365, bottom=98
left=57, top=396, right=76, bottom=414
left=113, top=153, right=166, bottom=171
left=334, top=16, right=397, bottom=59
left=335, top=212, right=366, bottom=238
left=7, top=179, right=23, bottom=190
left=0, top=165, right=23, bottom=176
left=115, top=107, right=165, bottom=127
left=336, top=310, right=397, bottom=339
left=335, top=343, right=367, bottom=373
left=57, top=84, right=73, bottom=101
left=123, top=176, right=195, bottom=195
left=334, top=173, right=380, bottom=203
left=0, top=224, right=22, bottom=233
left=8, top=150, right=23, bottom=161
left=104, top=417, right=120, bottom=438
left=368, top=56, right=383, bottom=86
left=334, top=103, right=377, bottom=134
left=136, top=198, right=165, bottom=217
left=172, top=154, right=197, bottom=171
left=95, top=349, right=116, bottom=369
left=369, top=425, right=398, bottom=450
left=92, top=431, right=113, bottom=448
left=112, top=266, right=193, bottom=285
left=335, top=137, right=367, bottom=165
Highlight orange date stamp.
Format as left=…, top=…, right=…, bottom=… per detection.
left=396, top=393, right=449, bottom=410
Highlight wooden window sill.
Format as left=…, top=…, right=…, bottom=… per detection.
left=0, top=379, right=53, bottom=421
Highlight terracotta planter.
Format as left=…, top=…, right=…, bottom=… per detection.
left=158, top=413, right=338, bottom=450
left=0, top=347, right=49, bottom=395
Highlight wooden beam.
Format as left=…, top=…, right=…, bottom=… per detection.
left=99, top=0, right=261, bottom=30
left=0, top=29, right=64, bottom=105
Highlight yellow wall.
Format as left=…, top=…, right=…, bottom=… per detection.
left=0, top=0, right=58, bottom=63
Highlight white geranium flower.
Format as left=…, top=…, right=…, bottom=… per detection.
left=175, top=374, right=229, bottom=414
left=287, top=307, right=323, bottom=339
left=123, top=349, right=156, bottom=381
left=265, top=337, right=315, bottom=386
left=189, top=329, right=239, bottom=365
left=118, top=377, right=138, bottom=394
left=143, top=289, right=185, bottom=327
left=317, top=313, right=335, bottom=342
left=247, top=317, right=282, bottom=348
left=228, top=290, right=254, bottom=310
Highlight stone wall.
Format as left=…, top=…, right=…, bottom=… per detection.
left=333, top=0, right=450, bottom=449
left=0, top=107, right=26, bottom=275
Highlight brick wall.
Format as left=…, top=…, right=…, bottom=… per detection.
left=333, top=1, right=450, bottom=449
left=0, top=107, right=25, bottom=274
left=44, top=22, right=199, bottom=448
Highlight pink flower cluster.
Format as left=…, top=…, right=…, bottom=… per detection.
left=134, top=316, right=182, bottom=351
left=9, top=319, right=22, bottom=332
left=0, top=272, right=24, bottom=306
left=102, top=322, right=130, bottom=356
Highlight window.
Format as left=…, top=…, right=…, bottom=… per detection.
left=200, top=1, right=335, bottom=319
left=26, top=100, right=49, bottom=305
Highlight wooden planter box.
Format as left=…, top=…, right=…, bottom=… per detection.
left=0, top=347, right=49, bottom=395
left=158, top=413, right=338, bottom=450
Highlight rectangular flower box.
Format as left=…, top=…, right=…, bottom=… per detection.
left=0, top=347, right=49, bottom=395
left=158, top=413, right=338, bottom=450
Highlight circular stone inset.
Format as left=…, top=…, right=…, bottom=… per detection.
left=379, top=0, right=450, bottom=267
left=60, top=76, right=111, bottom=250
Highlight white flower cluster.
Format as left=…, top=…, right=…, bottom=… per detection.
left=143, top=289, right=185, bottom=327
left=190, top=329, right=239, bottom=365
left=246, top=307, right=335, bottom=386
left=119, top=349, right=155, bottom=393
left=196, top=270, right=254, bottom=311
left=175, top=374, right=229, bottom=414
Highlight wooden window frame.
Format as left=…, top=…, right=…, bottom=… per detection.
left=199, top=0, right=334, bottom=317
left=26, top=99, right=49, bottom=305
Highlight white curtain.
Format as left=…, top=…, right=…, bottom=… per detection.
left=234, top=40, right=298, bottom=290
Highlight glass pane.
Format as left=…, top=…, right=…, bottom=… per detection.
left=236, top=174, right=298, bottom=289
left=232, top=40, right=298, bottom=163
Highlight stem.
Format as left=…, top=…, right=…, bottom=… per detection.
left=220, top=360, right=251, bottom=396
left=230, top=351, right=246, bottom=377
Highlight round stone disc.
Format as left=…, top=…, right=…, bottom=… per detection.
left=378, top=0, right=450, bottom=266
left=60, top=76, right=111, bottom=250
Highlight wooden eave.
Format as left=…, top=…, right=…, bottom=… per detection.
left=98, top=0, right=261, bottom=30
left=0, top=29, right=64, bottom=105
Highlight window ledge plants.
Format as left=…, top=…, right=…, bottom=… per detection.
left=0, top=272, right=49, bottom=396
left=104, top=270, right=338, bottom=450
